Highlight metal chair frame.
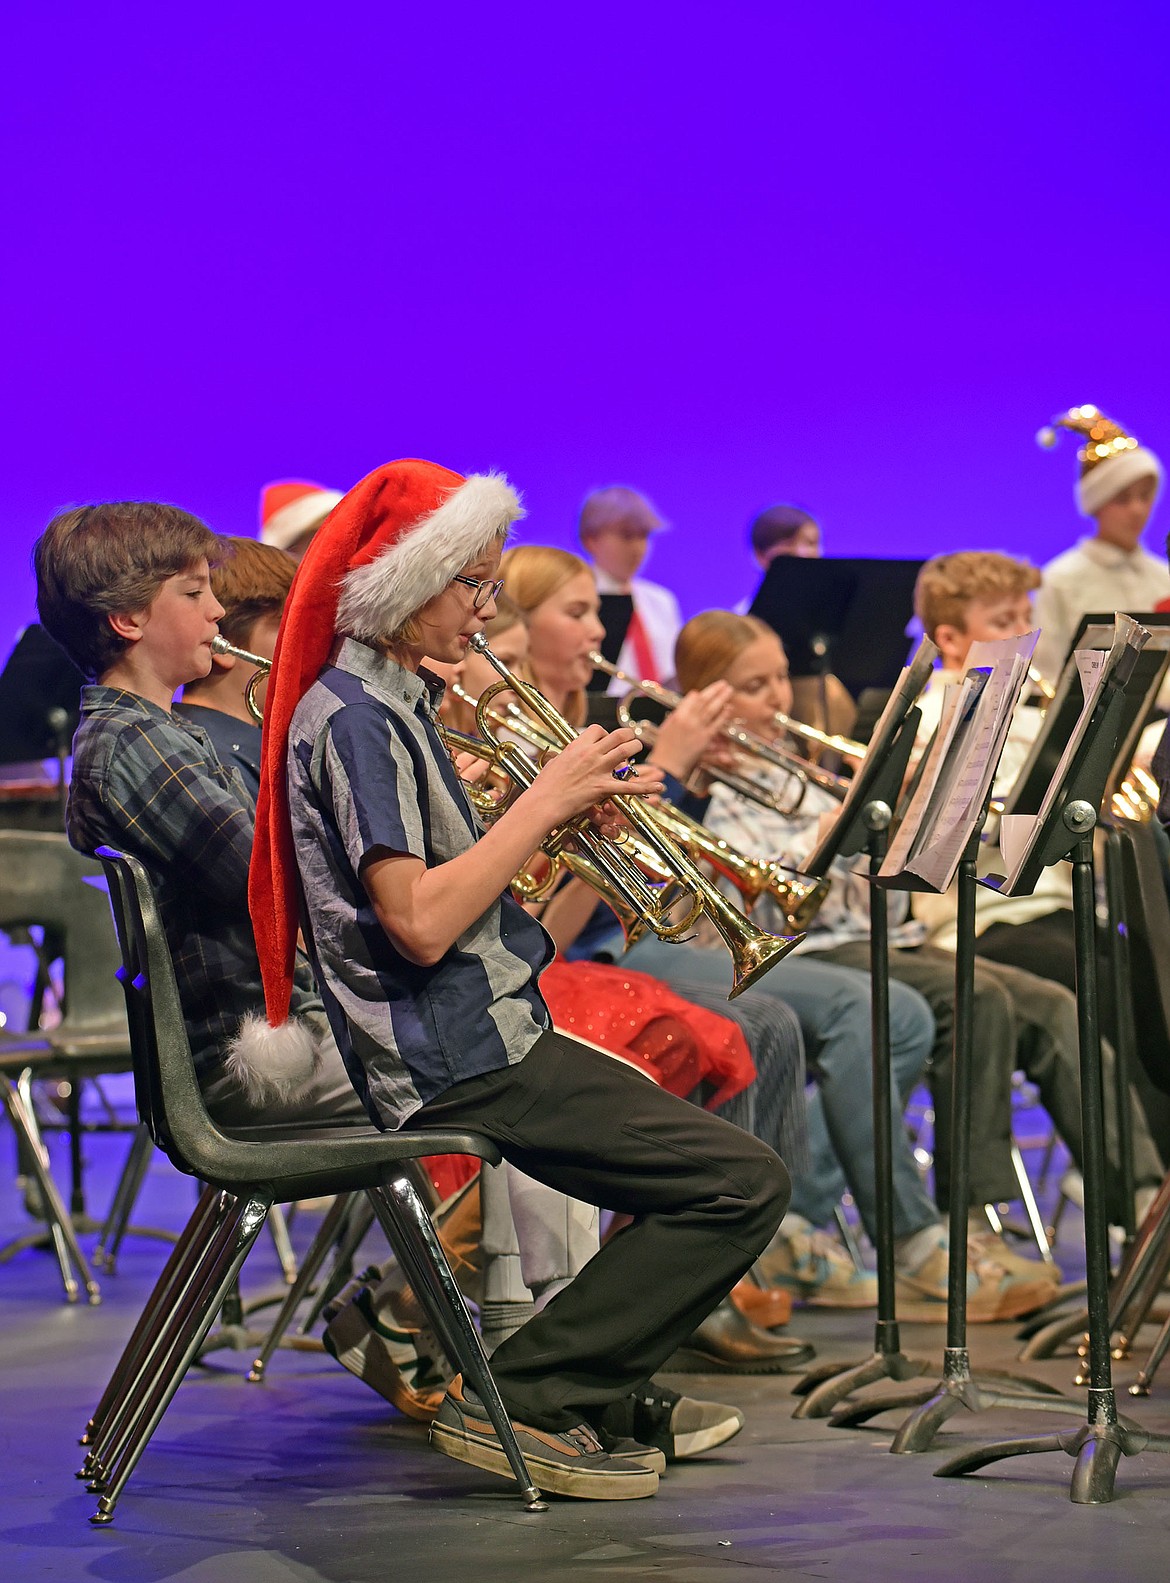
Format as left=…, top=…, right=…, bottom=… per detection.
left=76, top=847, right=543, bottom=1523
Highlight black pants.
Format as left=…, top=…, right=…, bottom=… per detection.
left=820, top=941, right=1163, bottom=1219
left=408, top=1030, right=790, bottom=1431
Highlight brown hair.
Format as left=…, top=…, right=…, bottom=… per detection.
left=498, top=544, right=592, bottom=724
left=208, top=537, right=295, bottom=648
left=748, top=504, right=817, bottom=557
left=33, top=502, right=222, bottom=679
left=914, top=551, right=1041, bottom=642
left=675, top=610, right=776, bottom=694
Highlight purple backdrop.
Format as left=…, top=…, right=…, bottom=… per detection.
left=3, top=2, right=1169, bottom=660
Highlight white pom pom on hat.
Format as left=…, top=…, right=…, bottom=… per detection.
left=1037, top=404, right=1163, bottom=517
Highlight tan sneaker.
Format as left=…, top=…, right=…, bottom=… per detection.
left=966, top=1254, right=1061, bottom=1322
left=895, top=1238, right=1059, bottom=1324
left=431, top=1377, right=659, bottom=1500
left=757, top=1227, right=878, bottom=1309
left=969, top=1230, right=1062, bottom=1286
left=323, top=1287, right=450, bottom=1420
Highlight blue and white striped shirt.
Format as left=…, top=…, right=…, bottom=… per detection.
left=287, top=637, right=553, bottom=1129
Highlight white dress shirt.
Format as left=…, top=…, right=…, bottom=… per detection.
left=592, top=567, right=683, bottom=694
left=1033, top=536, right=1170, bottom=689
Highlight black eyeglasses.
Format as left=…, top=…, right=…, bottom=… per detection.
left=450, top=574, right=505, bottom=611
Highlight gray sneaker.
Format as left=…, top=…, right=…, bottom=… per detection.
left=590, top=1383, right=744, bottom=1461
left=430, top=1376, right=659, bottom=1500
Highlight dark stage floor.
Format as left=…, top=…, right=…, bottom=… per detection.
left=3, top=1128, right=1170, bottom=1583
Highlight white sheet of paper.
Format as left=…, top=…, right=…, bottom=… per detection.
left=879, top=630, right=1039, bottom=890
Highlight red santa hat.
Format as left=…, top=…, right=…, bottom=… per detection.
left=1036, top=405, right=1163, bottom=517
left=260, top=480, right=345, bottom=550
left=247, top=458, right=524, bottom=1036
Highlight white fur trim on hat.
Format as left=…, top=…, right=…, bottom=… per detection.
left=223, top=1012, right=327, bottom=1107
left=263, top=490, right=345, bottom=550
left=337, top=472, right=525, bottom=641
left=1078, top=446, right=1163, bottom=517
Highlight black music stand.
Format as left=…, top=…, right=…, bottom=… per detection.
left=827, top=635, right=1075, bottom=1444
left=934, top=621, right=1170, bottom=1502
left=789, top=640, right=939, bottom=1417
left=0, top=624, right=85, bottom=822
left=749, top=557, right=923, bottom=702
left=586, top=594, right=635, bottom=694
left=1013, top=621, right=1170, bottom=1365
left=1004, top=611, right=1170, bottom=822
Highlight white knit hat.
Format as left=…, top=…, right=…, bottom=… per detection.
left=1037, top=405, right=1163, bottom=517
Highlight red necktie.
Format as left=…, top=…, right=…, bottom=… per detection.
left=626, top=604, right=659, bottom=683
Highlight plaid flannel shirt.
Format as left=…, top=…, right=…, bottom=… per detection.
left=67, top=685, right=320, bottom=1079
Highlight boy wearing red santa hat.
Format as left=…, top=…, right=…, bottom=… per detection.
left=250, top=458, right=790, bottom=1500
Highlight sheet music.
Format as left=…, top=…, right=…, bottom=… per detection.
left=879, top=673, right=973, bottom=878
left=994, top=614, right=1148, bottom=893
left=879, top=630, right=1038, bottom=891
left=801, top=637, right=939, bottom=878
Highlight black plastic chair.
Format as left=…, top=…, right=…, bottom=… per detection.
left=0, top=831, right=133, bottom=1303
left=77, top=846, right=543, bottom=1523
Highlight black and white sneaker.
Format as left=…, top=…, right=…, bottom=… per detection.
left=590, top=1383, right=744, bottom=1461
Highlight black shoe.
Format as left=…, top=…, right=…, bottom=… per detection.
left=594, top=1427, right=668, bottom=1474
left=591, top=1382, right=744, bottom=1461
left=666, top=1296, right=815, bottom=1374
left=430, top=1376, right=659, bottom=1500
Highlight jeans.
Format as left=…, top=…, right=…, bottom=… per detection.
left=622, top=938, right=939, bottom=1241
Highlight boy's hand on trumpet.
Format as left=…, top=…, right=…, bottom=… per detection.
left=525, top=725, right=664, bottom=832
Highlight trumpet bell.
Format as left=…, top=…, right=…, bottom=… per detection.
left=728, top=918, right=803, bottom=998
left=770, top=874, right=831, bottom=933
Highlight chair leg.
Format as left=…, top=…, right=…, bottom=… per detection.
left=1009, top=1140, right=1060, bottom=1271
left=89, top=1192, right=272, bottom=1525
left=94, top=1124, right=155, bottom=1272
left=832, top=1201, right=866, bottom=1273
left=79, top=1186, right=224, bottom=1471
left=266, top=1203, right=298, bottom=1285
left=0, top=1080, right=100, bottom=1303
left=297, top=1195, right=377, bottom=1337
left=248, top=1192, right=356, bottom=1382
left=367, top=1177, right=544, bottom=1509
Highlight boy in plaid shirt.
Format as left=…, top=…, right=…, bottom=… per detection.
left=35, top=502, right=361, bottom=1125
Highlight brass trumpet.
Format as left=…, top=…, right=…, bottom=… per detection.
left=1110, top=763, right=1161, bottom=825
left=440, top=723, right=668, bottom=946
left=449, top=681, right=827, bottom=931
left=1028, top=666, right=1056, bottom=704
left=209, top=635, right=271, bottom=725
left=467, top=634, right=803, bottom=996
left=589, top=652, right=852, bottom=804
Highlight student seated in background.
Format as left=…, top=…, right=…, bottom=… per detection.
left=259, top=479, right=343, bottom=563
left=909, top=551, right=1073, bottom=978
left=748, top=504, right=822, bottom=569
left=174, top=535, right=295, bottom=800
